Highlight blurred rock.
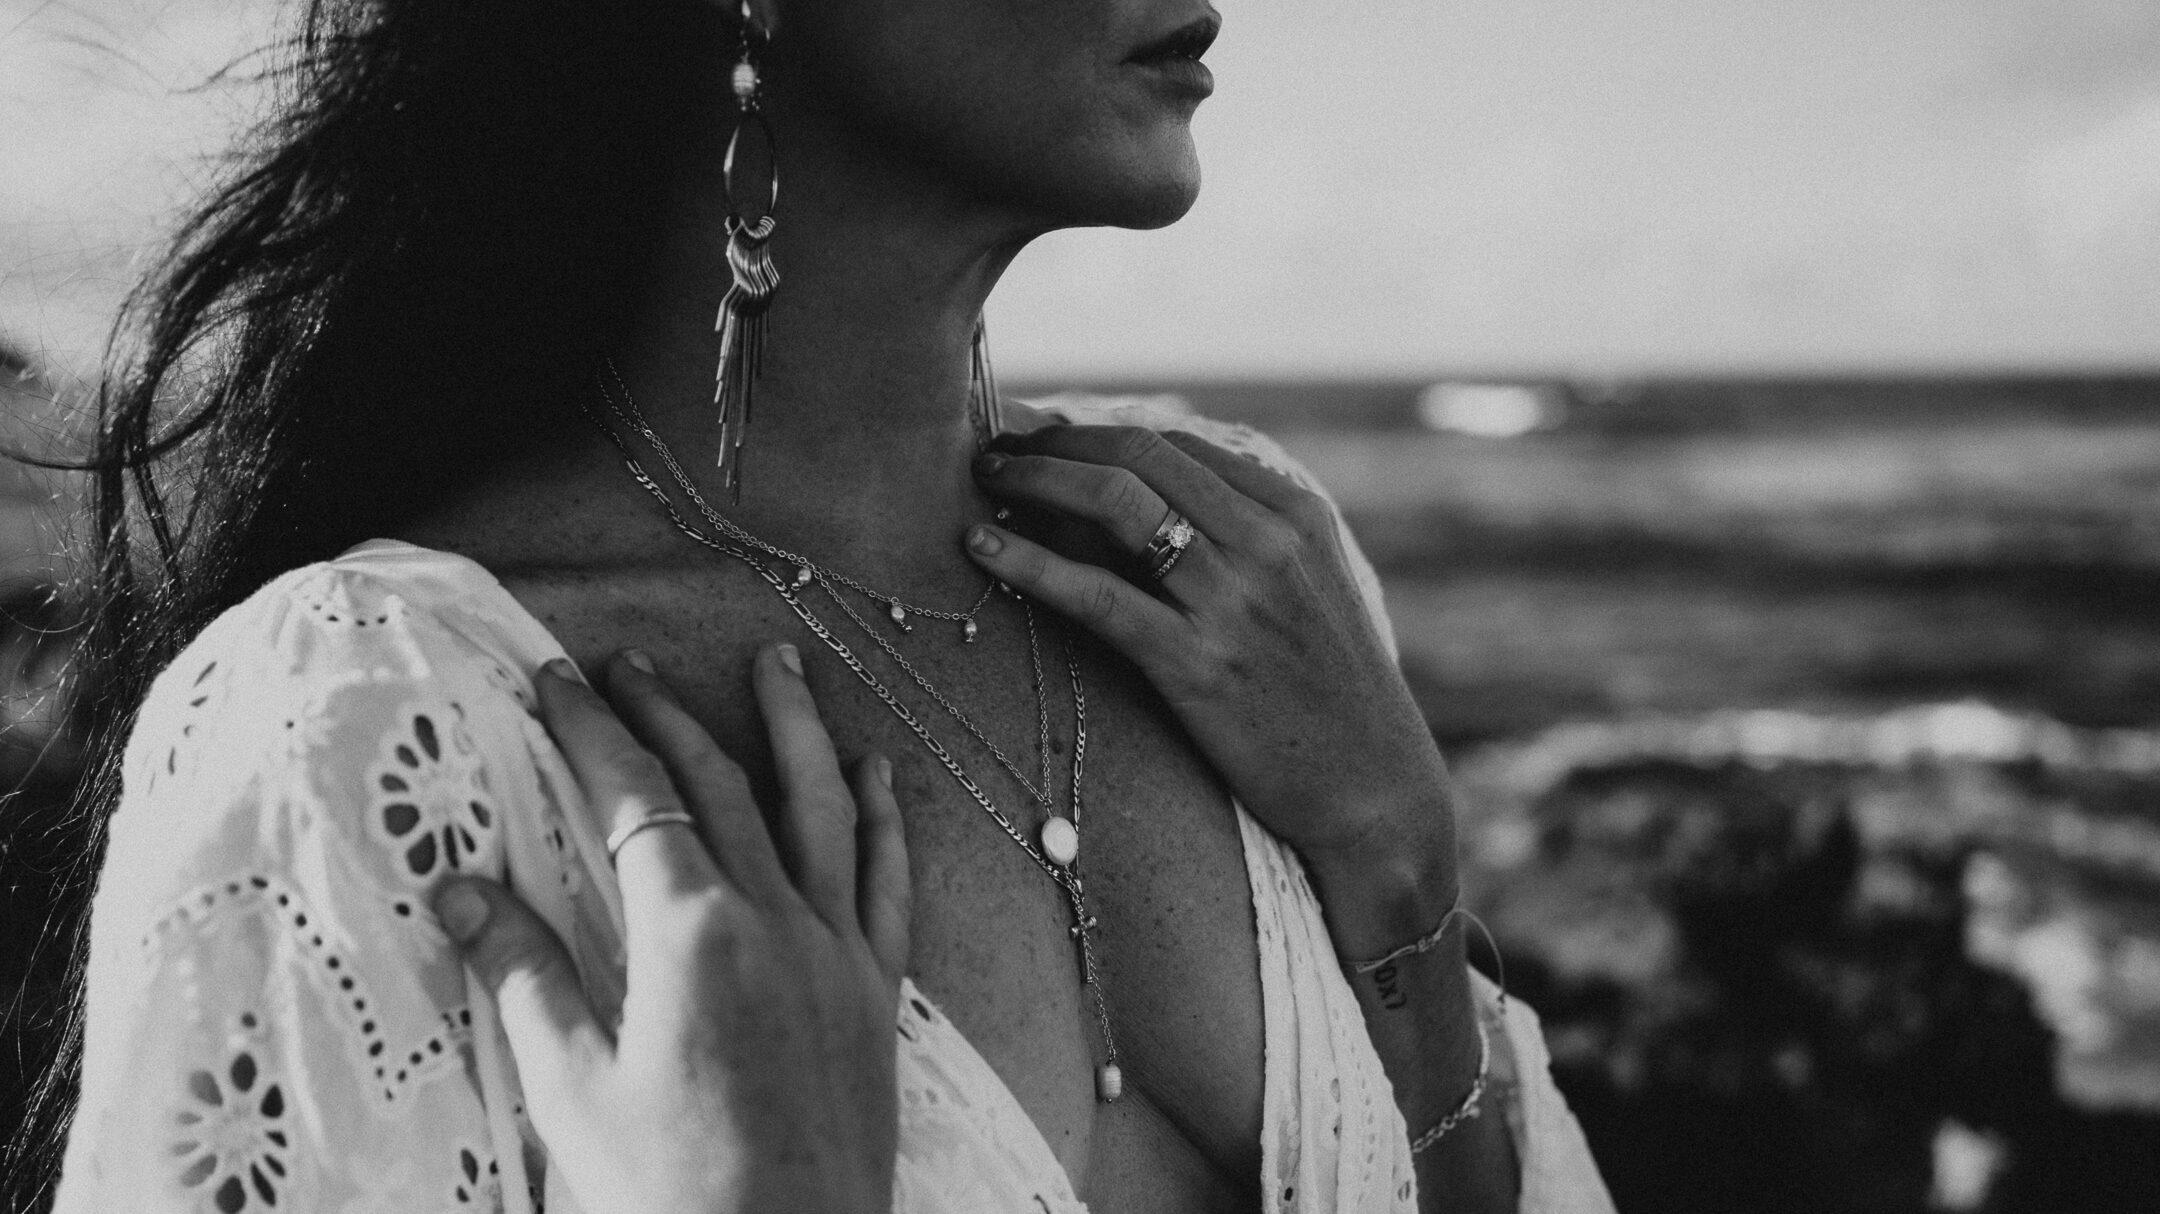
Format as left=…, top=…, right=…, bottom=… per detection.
left=1453, top=710, right=2160, bottom=1213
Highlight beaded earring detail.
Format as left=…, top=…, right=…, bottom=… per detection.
left=715, top=0, right=778, bottom=499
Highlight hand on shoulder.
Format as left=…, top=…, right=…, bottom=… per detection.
left=434, top=646, right=910, bottom=1214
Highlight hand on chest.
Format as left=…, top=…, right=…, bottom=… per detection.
left=536, top=583, right=1270, bottom=1192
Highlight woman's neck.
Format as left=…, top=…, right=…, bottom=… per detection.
left=614, top=172, right=1029, bottom=592
left=422, top=97, right=1047, bottom=601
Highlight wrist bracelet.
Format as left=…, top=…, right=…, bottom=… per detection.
left=1343, top=899, right=1510, bottom=1014
left=1346, top=898, right=1510, bottom=1157
left=1408, top=1015, right=1489, bottom=1154
left=1344, top=901, right=1468, bottom=976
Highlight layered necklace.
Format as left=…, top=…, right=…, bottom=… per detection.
left=586, top=366, right=1125, bottom=1102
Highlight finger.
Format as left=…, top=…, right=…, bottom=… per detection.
left=751, top=642, right=859, bottom=926
left=852, top=754, right=912, bottom=983
left=1156, top=427, right=1315, bottom=514
left=599, top=650, right=790, bottom=903
left=536, top=661, right=723, bottom=930
left=434, top=877, right=612, bottom=1121
left=965, top=523, right=1188, bottom=659
left=987, top=424, right=1265, bottom=547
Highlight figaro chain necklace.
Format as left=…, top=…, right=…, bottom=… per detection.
left=583, top=380, right=1126, bottom=1102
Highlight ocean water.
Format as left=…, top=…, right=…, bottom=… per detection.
left=1015, top=374, right=2160, bottom=1212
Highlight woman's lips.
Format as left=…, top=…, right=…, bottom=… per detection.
left=1129, top=53, right=1215, bottom=100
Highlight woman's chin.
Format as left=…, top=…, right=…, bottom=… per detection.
left=1059, top=142, right=1203, bottom=231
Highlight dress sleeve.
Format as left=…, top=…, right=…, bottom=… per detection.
left=53, top=559, right=619, bottom=1214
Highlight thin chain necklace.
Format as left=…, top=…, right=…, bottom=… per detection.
left=581, top=380, right=1125, bottom=1103
left=602, top=360, right=999, bottom=642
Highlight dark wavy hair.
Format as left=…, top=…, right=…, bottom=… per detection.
left=7, top=0, right=704, bottom=1204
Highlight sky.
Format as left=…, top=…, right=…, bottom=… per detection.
left=4, top=0, right=2160, bottom=384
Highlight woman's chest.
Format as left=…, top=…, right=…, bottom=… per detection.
left=520, top=580, right=1268, bottom=1204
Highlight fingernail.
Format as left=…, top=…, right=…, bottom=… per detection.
left=777, top=643, right=802, bottom=676
left=623, top=648, right=655, bottom=674
left=876, top=756, right=894, bottom=790
left=968, top=526, right=1003, bottom=556
left=540, top=657, right=578, bottom=682
left=434, top=882, right=489, bottom=942
left=974, top=452, right=1008, bottom=477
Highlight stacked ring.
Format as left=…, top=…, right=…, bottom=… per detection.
left=604, top=809, right=698, bottom=862
left=1144, top=510, right=1197, bottom=582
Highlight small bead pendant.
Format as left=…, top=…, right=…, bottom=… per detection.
left=1097, top=1063, right=1123, bottom=1103
left=793, top=565, right=812, bottom=589
left=1040, top=816, right=1078, bottom=866
left=731, top=61, right=759, bottom=100
left=889, top=601, right=913, bottom=632
left=962, top=618, right=979, bottom=643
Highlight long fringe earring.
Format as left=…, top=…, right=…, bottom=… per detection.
left=970, top=318, right=1002, bottom=451
left=715, top=0, right=778, bottom=500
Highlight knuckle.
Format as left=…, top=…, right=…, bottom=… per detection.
left=1098, top=468, right=1151, bottom=519
left=1083, top=578, right=1124, bottom=626
left=1017, top=540, right=1055, bottom=583
left=1112, top=426, right=1161, bottom=466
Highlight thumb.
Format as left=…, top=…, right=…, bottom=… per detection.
left=433, top=877, right=612, bottom=1116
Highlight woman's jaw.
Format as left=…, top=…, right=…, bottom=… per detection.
left=764, top=0, right=1221, bottom=234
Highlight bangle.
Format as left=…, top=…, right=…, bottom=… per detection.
left=1408, top=1015, right=1489, bottom=1154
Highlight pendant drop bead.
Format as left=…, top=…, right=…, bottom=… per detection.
left=793, top=564, right=812, bottom=589
left=1041, top=816, right=1079, bottom=866
left=890, top=601, right=912, bottom=631
left=962, top=618, right=979, bottom=643
left=1097, top=1064, right=1123, bottom=1103
left=731, top=62, right=759, bottom=100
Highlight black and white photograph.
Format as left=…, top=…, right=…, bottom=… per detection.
left=3, top=0, right=2157, bottom=1211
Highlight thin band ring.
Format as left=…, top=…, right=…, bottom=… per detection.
left=1144, top=509, right=1197, bottom=582
left=604, top=809, right=698, bottom=863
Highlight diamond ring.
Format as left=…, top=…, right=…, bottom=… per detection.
left=1144, top=510, right=1197, bottom=582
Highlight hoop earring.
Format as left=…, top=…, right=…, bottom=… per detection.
left=971, top=318, right=1002, bottom=451
left=715, top=1, right=778, bottom=500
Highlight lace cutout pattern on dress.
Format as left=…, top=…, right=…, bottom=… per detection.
left=171, top=1046, right=290, bottom=1213
left=451, top=1144, right=502, bottom=1208
left=141, top=873, right=472, bottom=1108
left=367, top=704, right=500, bottom=881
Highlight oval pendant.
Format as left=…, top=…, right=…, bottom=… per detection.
left=889, top=601, right=912, bottom=632
left=1040, top=816, right=1078, bottom=866
left=962, top=618, right=979, bottom=643
left=1097, top=1063, right=1123, bottom=1103
left=793, top=565, right=813, bottom=589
